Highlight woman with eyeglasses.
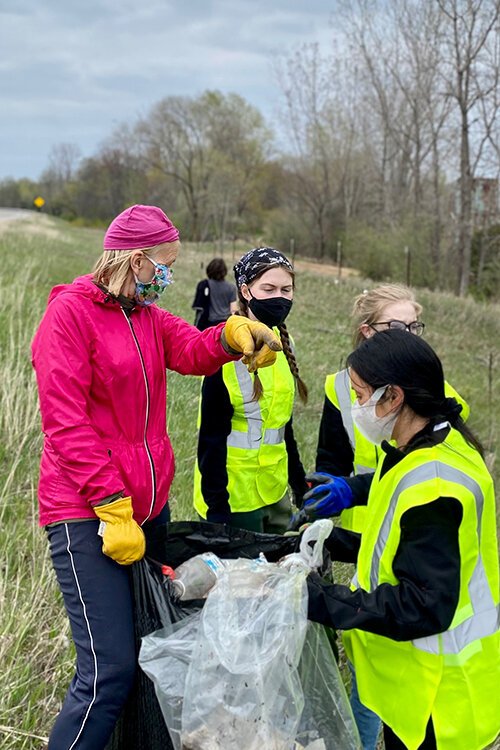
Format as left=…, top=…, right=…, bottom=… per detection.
left=302, top=283, right=468, bottom=750
left=310, top=284, right=467, bottom=527
left=305, top=329, right=500, bottom=750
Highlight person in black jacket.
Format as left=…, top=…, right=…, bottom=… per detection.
left=306, top=330, right=500, bottom=750
left=303, top=285, right=467, bottom=750
left=316, top=284, right=425, bottom=478
left=192, top=257, right=237, bottom=330
left=193, top=247, right=308, bottom=533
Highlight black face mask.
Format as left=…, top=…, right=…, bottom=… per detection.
left=248, top=294, right=293, bottom=327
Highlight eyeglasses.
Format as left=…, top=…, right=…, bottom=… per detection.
left=369, top=320, right=425, bottom=336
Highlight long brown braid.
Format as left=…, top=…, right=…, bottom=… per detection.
left=277, top=323, right=308, bottom=403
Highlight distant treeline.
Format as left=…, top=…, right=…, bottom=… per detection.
left=2, top=0, right=500, bottom=300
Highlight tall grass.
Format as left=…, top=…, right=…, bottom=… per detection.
left=0, top=218, right=498, bottom=749
left=0, top=256, right=69, bottom=749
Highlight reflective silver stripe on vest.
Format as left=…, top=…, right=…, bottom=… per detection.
left=355, top=463, right=375, bottom=475
left=263, top=427, right=285, bottom=445
left=334, top=370, right=376, bottom=476
left=370, top=461, right=498, bottom=654
left=335, top=370, right=355, bottom=448
left=226, top=364, right=285, bottom=449
left=413, top=604, right=500, bottom=655
left=226, top=364, right=261, bottom=448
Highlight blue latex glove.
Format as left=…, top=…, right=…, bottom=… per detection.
left=302, top=473, right=353, bottom=519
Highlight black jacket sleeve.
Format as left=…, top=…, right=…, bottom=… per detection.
left=307, top=497, right=463, bottom=640
left=192, top=280, right=210, bottom=330
left=192, top=279, right=208, bottom=310
left=323, top=527, right=362, bottom=563
left=285, top=418, right=308, bottom=502
left=346, top=473, right=374, bottom=506
left=315, top=395, right=355, bottom=476
left=197, top=368, right=233, bottom=518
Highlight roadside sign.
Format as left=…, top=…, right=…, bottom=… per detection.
left=34, top=196, right=45, bottom=209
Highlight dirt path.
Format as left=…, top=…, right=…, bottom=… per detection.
left=0, top=211, right=360, bottom=279
left=294, top=258, right=360, bottom=278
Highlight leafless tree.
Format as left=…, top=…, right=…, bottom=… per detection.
left=40, top=142, right=82, bottom=205
left=47, top=142, right=82, bottom=184
left=276, top=43, right=364, bottom=258
left=327, top=0, right=500, bottom=292
left=131, top=92, right=270, bottom=241
left=73, top=129, right=150, bottom=220
left=437, top=0, right=500, bottom=295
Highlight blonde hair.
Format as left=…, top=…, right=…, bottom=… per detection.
left=93, top=246, right=158, bottom=297
left=351, top=283, right=423, bottom=347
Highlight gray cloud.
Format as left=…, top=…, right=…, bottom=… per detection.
left=0, top=0, right=334, bottom=179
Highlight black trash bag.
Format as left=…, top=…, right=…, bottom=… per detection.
left=145, top=519, right=300, bottom=567
left=106, top=521, right=300, bottom=750
left=105, top=558, right=194, bottom=750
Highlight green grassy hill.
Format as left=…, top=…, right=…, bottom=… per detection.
left=0, top=215, right=498, bottom=748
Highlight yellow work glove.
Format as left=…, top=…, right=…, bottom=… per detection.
left=223, top=316, right=282, bottom=373
left=95, top=496, right=145, bottom=565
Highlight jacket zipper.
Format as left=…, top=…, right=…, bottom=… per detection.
left=122, top=309, right=156, bottom=524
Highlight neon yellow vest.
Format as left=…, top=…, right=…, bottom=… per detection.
left=325, top=370, right=470, bottom=534
left=193, top=349, right=295, bottom=516
left=325, top=370, right=381, bottom=533
left=343, top=427, right=500, bottom=750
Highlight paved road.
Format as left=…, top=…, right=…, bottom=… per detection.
left=0, top=207, right=40, bottom=221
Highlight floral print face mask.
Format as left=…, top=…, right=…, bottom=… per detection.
left=134, top=258, right=174, bottom=306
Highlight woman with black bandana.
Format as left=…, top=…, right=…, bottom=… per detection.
left=193, top=247, right=309, bottom=533
left=306, top=329, right=500, bottom=750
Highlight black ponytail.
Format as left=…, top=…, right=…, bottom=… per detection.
left=347, top=330, right=484, bottom=456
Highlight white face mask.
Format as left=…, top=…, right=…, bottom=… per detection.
left=351, top=385, right=400, bottom=445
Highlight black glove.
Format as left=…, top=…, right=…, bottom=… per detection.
left=205, top=511, right=232, bottom=525
left=290, top=481, right=310, bottom=510
left=286, top=508, right=310, bottom=533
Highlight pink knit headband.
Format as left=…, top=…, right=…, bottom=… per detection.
left=103, top=204, right=180, bottom=250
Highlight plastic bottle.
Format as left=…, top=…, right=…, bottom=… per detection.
left=170, top=552, right=226, bottom=601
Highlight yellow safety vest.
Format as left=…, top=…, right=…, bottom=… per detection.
left=325, top=370, right=470, bottom=534
left=343, top=427, right=500, bottom=750
left=194, top=349, right=295, bottom=516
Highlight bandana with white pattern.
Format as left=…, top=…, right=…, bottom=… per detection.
left=233, top=247, right=293, bottom=288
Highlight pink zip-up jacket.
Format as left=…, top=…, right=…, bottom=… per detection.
left=32, top=274, right=238, bottom=526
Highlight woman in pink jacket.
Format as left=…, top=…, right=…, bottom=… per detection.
left=31, top=204, right=280, bottom=750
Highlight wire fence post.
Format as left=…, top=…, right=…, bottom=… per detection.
left=404, top=246, right=411, bottom=286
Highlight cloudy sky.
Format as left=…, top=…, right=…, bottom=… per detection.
left=0, top=0, right=335, bottom=181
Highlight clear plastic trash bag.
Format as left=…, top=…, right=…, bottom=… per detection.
left=138, top=612, right=201, bottom=750
left=296, top=621, right=361, bottom=749
left=105, top=521, right=302, bottom=750
left=278, top=519, right=334, bottom=574
left=140, top=556, right=361, bottom=750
